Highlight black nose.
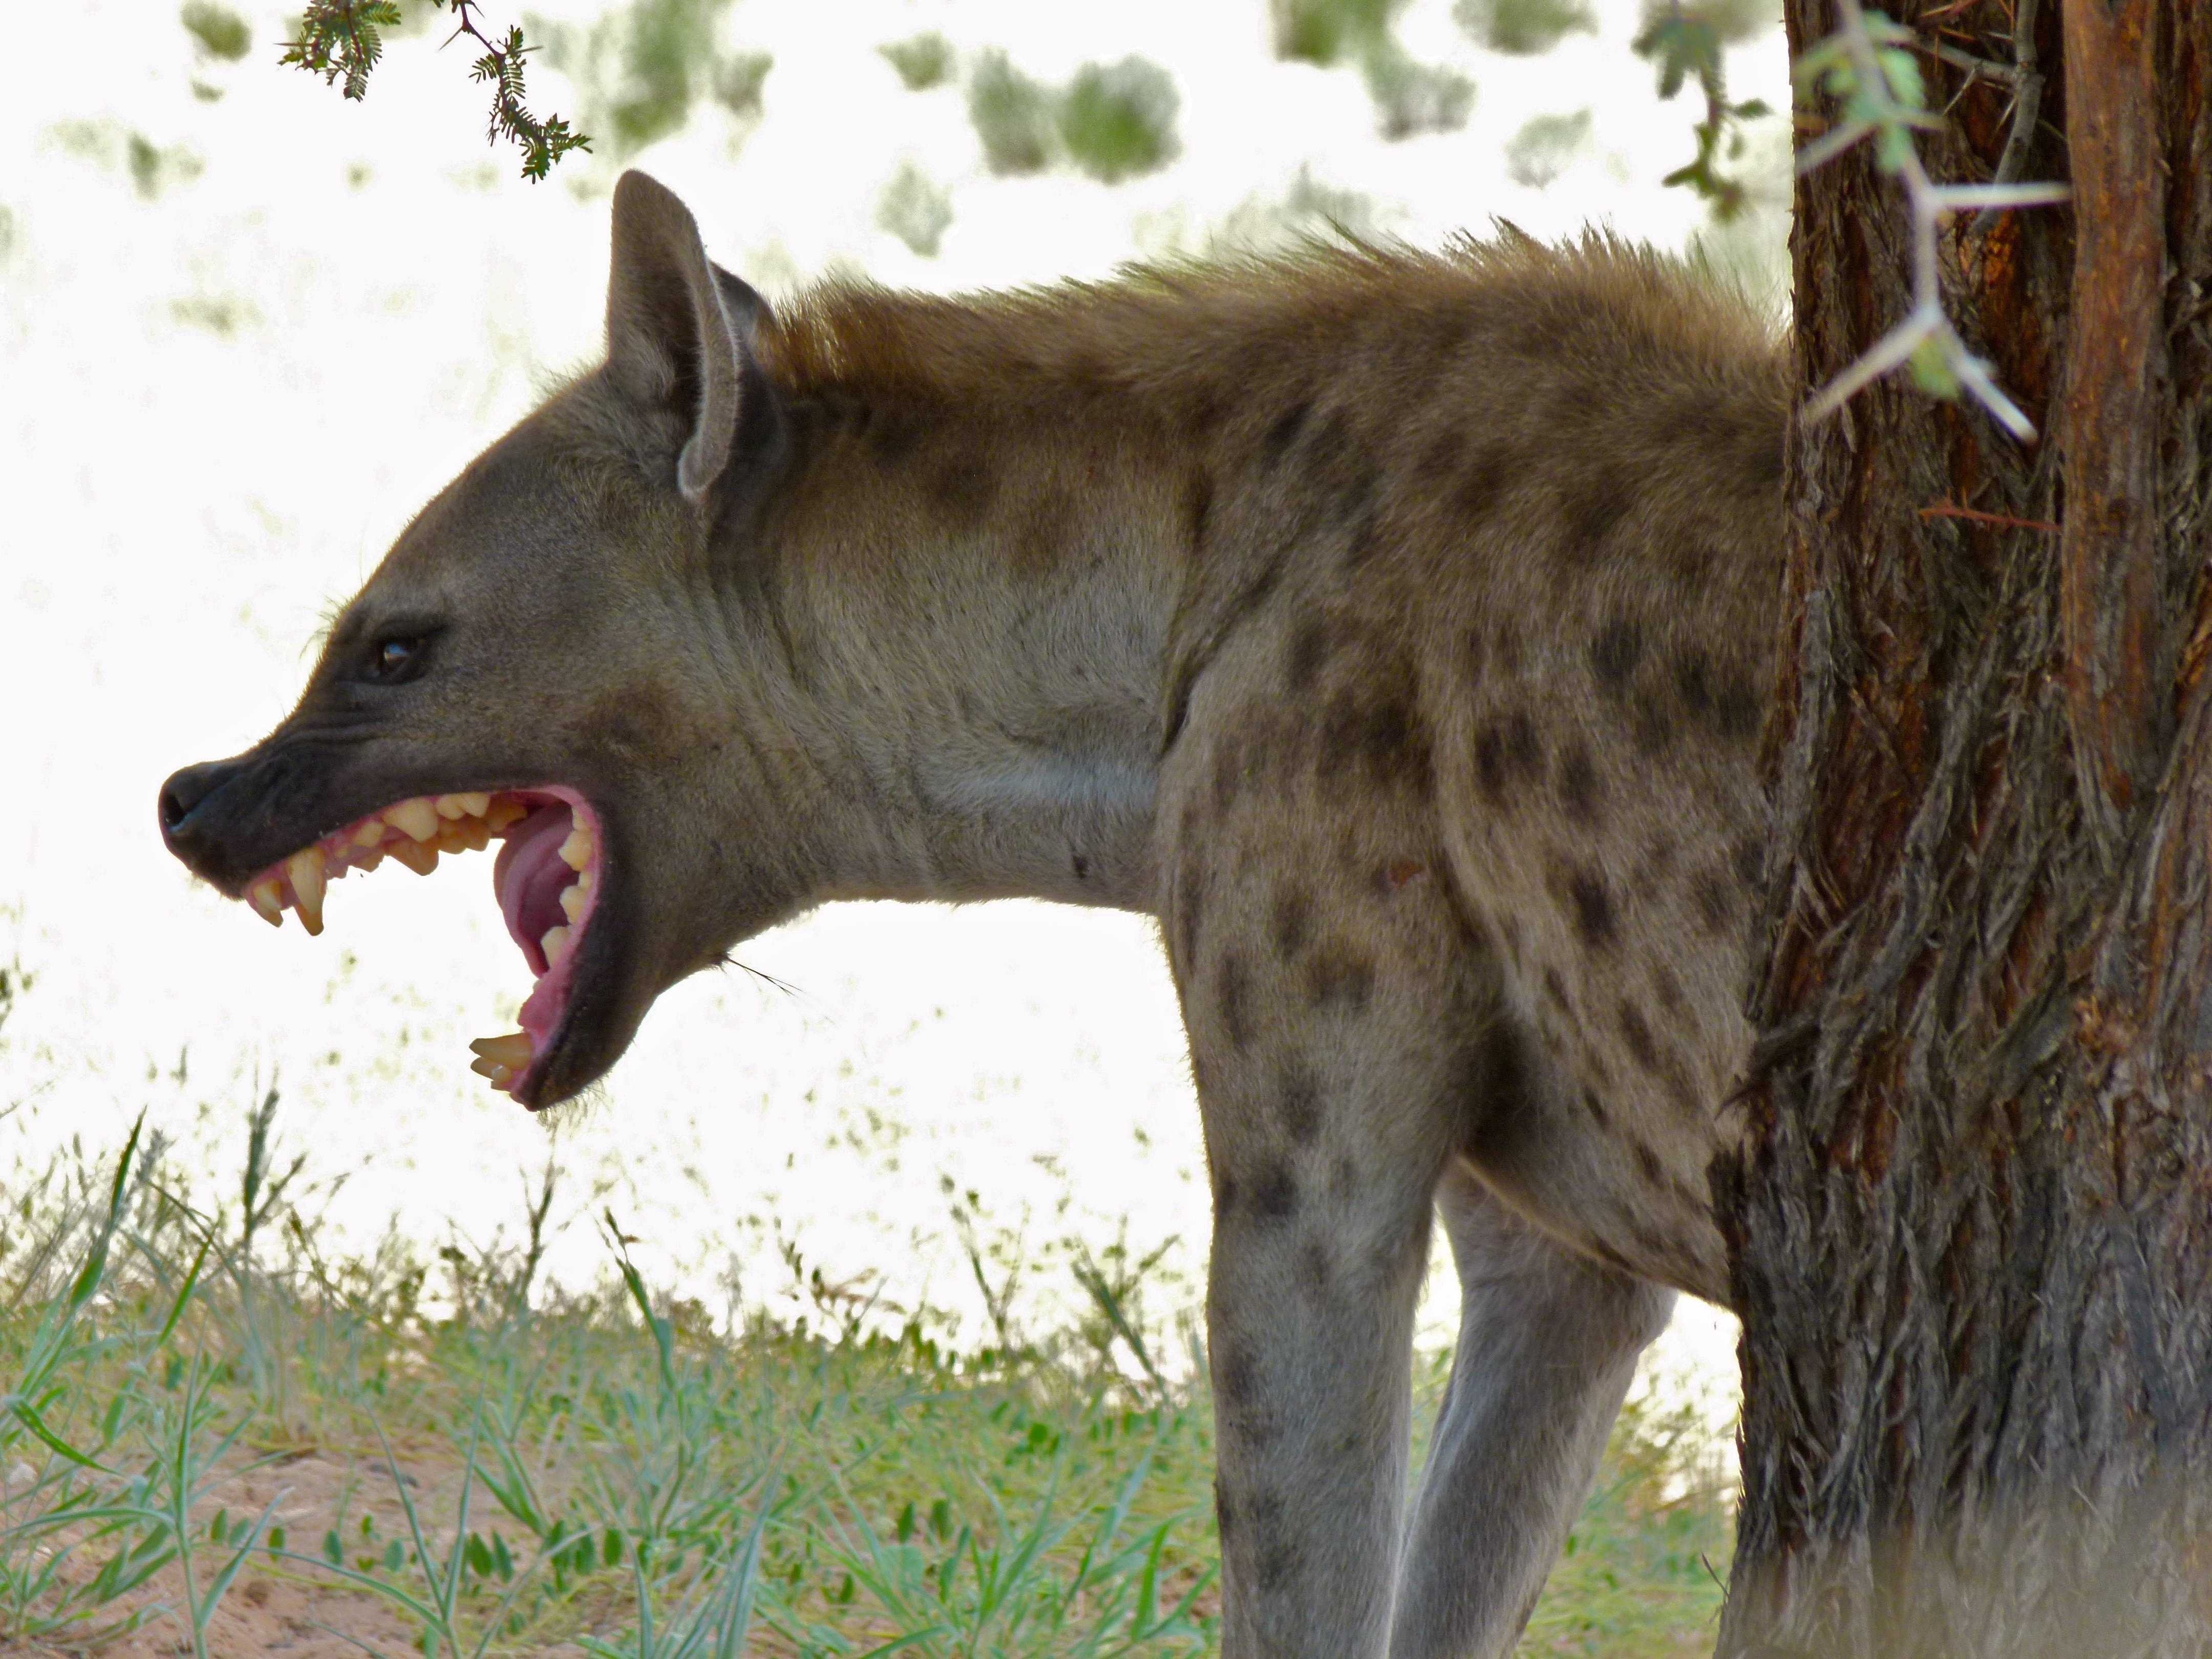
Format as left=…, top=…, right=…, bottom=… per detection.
left=159, top=759, right=235, bottom=861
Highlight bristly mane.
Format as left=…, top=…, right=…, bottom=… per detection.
left=754, top=232, right=1781, bottom=423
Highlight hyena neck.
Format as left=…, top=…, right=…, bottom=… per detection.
left=743, top=344, right=1193, bottom=915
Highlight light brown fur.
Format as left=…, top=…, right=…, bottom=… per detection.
left=162, top=173, right=1783, bottom=1659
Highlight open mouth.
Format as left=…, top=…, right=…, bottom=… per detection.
left=239, top=786, right=605, bottom=1103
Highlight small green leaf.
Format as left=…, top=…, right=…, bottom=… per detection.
left=1909, top=336, right=1963, bottom=400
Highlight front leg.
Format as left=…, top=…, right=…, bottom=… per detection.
left=1165, top=713, right=1492, bottom=1655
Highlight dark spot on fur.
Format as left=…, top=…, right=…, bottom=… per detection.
left=1300, top=1239, right=1332, bottom=1296
left=1185, top=471, right=1214, bottom=551
left=1734, top=835, right=1765, bottom=889
left=1694, top=870, right=1734, bottom=933
left=1252, top=1160, right=1299, bottom=1222
left=1582, top=1089, right=1610, bottom=1128
left=1674, top=650, right=1714, bottom=717
left=1466, top=1023, right=1531, bottom=1110
left=1454, top=442, right=1516, bottom=521
left=1323, top=694, right=1430, bottom=792
left=1219, top=954, right=1255, bottom=1050
left=1306, top=946, right=1375, bottom=1012
left=1473, top=728, right=1506, bottom=797
left=1262, top=400, right=1311, bottom=466
left=1218, top=1344, right=1257, bottom=1405
left=1215, top=1172, right=1238, bottom=1221
left=1258, top=1543, right=1298, bottom=1592
left=1012, top=488, right=1075, bottom=572
left=1504, top=711, right=1541, bottom=773
left=1343, top=495, right=1388, bottom=568
left=1631, top=693, right=1675, bottom=754
left=861, top=407, right=924, bottom=465
left=1279, top=1064, right=1323, bottom=1144
left=1618, top=1001, right=1660, bottom=1073
left=1214, top=1477, right=1235, bottom=1538
left=1286, top=614, right=1335, bottom=693
left=1494, top=624, right=1523, bottom=677
left=1270, top=890, right=1313, bottom=958
left=1543, top=968, right=1571, bottom=1015
left=1654, top=965, right=1685, bottom=1015
left=928, top=453, right=997, bottom=524
left=1331, top=1155, right=1359, bottom=1199
left=1715, top=676, right=1760, bottom=741
left=1210, top=731, right=1249, bottom=818
left=1566, top=868, right=1616, bottom=949
left=1633, top=1139, right=1666, bottom=1187
left=1749, top=425, right=1785, bottom=485
left=1174, top=862, right=1209, bottom=966
left=1566, top=467, right=1631, bottom=553
left=1464, top=627, right=1486, bottom=680
left=1558, top=744, right=1602, bottom=819
left=1474, top=712, right=1543, bottom=798
left=1417, top=429, right=1462, bottom=482
left=1590, top=620, right=1642, bottom=694
left=1071, top=852, right=1090, bottom=882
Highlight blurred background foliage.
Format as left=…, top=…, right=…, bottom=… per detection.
left=251, top=0, right=1782, bottom=241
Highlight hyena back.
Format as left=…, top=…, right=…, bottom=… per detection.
left=159, top=172, right=1782, bottom=1658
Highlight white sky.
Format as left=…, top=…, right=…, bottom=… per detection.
left=0, top=0, right=1786, bottom=1426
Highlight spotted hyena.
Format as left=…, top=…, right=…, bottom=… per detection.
left=159, top=171, right=1781, bottom=1657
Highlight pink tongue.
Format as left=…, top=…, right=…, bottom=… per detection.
left=493, top=804, right=574, bottom=974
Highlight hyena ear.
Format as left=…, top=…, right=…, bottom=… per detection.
left=604, top=169, right=761, bottom=505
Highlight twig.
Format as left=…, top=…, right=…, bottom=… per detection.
left=1917, top=500, right=2062, bottom=533
left=1796, top=0, right=2068, bottom=439
left=1971, top=0, right=2044, bottom=235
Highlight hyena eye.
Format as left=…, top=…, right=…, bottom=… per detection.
left=368, top=635, right=429, bottom=683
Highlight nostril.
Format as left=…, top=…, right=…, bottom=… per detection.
left=158, top=762, right=223, bottom=840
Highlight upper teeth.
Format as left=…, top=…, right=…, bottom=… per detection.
left=386, top=799, right=439, bottom=841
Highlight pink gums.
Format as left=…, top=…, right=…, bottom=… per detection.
left=504, top=786, right=605, bottom=1093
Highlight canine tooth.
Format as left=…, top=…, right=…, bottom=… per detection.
left=248, top=878, right=285, bottom=928
left=541, top=925, right=571, bottom=966
left=352, top=820, right=385, bottom=847
left=558, top=825, right=593, bottom=872
left=386, top=799, right=439, bottom=841
left=470, top=1032, right=534, bottom=1069
left=560, top=883, right=587, bottom=923
left=286, top=849, right=326, bottom=935
left=390, top=838, right=439, bottom=876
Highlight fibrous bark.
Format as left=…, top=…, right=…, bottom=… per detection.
left=1718, top=2, right=2212, bottom=1654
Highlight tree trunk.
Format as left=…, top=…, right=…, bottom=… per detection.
left=1717, top=2, right=2212, bottom=1654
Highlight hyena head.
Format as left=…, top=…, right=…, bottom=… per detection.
left=159, top=172, right=838, bottom=1110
